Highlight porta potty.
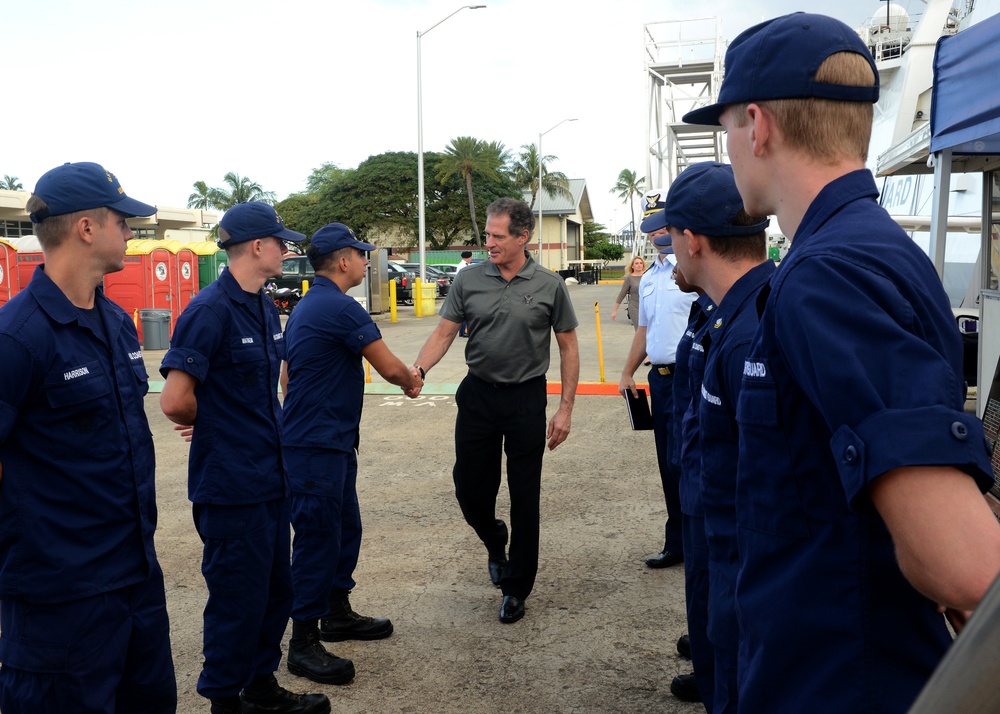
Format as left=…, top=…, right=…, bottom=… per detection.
left=161, top=239, right=199, bottom=316
left=0, top=239, right=18, bottom=307
left=103, top=240, right=176, bottom=342
left=9, top=235, right=43, bottom=293
left=188, top=240, right=229, bottom=290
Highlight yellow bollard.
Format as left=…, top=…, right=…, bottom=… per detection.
left=389, top=279, right=398, bottom=323
left=414, top=278, right=423, bottom=318
left=301, top=279, right=309, bottom=295
left=594, top=301, right=606, bottom=383
left=365, top=358, right=372, bottom=383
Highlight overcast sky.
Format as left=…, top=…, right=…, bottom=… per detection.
left=5, top=0, right=906, bottom=233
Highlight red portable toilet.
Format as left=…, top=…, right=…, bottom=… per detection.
left=103, top=251, right=149, bottom=336
left=162, top=239, right=199, bottom=318
left=0, top=239, right=18, bottom=307
left=9, top=236, right=43, bottom=292
left=104, top=240, right=175, bottom=342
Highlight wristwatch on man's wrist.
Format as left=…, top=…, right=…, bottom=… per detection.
left=414, top=365, right=426, bottom=380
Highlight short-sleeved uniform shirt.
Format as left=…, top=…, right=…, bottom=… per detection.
left=440, top=253, right=578, bottom=383
left=675, top=294, right=715, bottom=517
left=160, top=267, right=286, bottom=505
left=697, top=259, right=774, bottom=653
left=282, top=276, right=382, bottom=454
left=735, top=170, right=993, bottom=713
left=0, top=266, right=157, bottom=603
left=638, top=255, right=696, bottom=365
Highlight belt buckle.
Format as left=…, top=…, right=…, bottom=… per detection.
left=657, top=365, right=671, bottom=376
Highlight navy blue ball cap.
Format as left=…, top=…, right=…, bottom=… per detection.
left=683, top=12, right=879, bottom=126
left=661, top=162, right=769, bottom=238
left=29, top=162, right=156, bottom=223
left=639, top=188, right=668, bottom=234
left=218, top=202, right=305, bottom=247
left=310, top=223, right=375, bottom=255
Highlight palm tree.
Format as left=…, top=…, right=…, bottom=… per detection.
left=512, top=143, right=573, bottom=210
left=217, top=172, right=277, bottom=209
left=188, top=173, right=277, bottom=214
left=435, top=137, right=504, bottom=246
left=1, top=175, right=23, bottom=191
left=610, top=169, right=646, bottom=241
left=187, top=180, right=221, bottom=210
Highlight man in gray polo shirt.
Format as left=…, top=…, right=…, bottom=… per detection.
left=411, top=197, right=579, bottom=624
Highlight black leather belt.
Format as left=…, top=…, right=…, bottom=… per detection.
left=651, top=363, right=675, bottom=376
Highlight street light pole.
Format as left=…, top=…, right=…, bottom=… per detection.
left=537, top=117, right=577, bottom=268
left=417, top=4, right=485, bottom=283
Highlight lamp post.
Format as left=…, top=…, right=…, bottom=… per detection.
left=417, top=4, right=485, bottom=283
left=537, top=118, right=577, bottom=268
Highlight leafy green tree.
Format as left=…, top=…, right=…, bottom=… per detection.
left=275, top=148, right=519, bottom=252
left=583, top=221, right=612, bottom=250
left=435, top=136, right=506, bottom=247
left=512, top=144, right=572, bottom=210
left=589, top=240, right=625, bottom=263
left=306, top=162, right=353, bottom=194
left=1, top=175, right=23, bottom=191
left=610, top=169, right=645, bottom=240
left=273, top=192, right=322, bottom=240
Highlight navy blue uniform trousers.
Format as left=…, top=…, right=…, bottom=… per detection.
left=683, top=514, right=715, bottom=711
left=194, top=498, right=293, bottom=699
left=0, top=564, right=175, bottom=714
left=453, top=374, right=547, bottom=600
left=649, top=368, right=683, bottom=554
left=288, top=447, right=362, bottom=621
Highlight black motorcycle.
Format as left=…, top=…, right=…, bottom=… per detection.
left=273, top=287, right=301, bottom=315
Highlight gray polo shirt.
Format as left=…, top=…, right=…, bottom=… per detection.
left=440, top=253, right=578, bottom=384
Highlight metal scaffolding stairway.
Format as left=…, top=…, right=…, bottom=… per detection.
left=637, top=17, right=726, bottom=262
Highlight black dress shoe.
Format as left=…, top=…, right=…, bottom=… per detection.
left=499, top=595, right=524, bottom=623
left=645, top=550, right=683, bottom=569
left=488, top=557, right=507, bottom=587
left=670, top=672, right=702, bottom=703
left=676, top=634, right=691, bottom=659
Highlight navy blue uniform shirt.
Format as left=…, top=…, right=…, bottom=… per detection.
left=677, top=294, right=715, bottom=517
left=698, top=259, right=774, bottom=653
left=671, top=295, right=715, bottom=467
left=160, top=268, right=286, bottom=505
left=735, top=170, right=993, bottom=713
left=282, top=276, right=381, bottom=453
left=0, top=266, right=157, bottom=603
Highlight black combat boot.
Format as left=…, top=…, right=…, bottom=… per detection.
left=286, top=620, right=356, bottom=685
left=210, top=696, right=242, bottom=714
left=240, top=673, right=332, bottom=714
left=319, top=589, right=394, bottom=642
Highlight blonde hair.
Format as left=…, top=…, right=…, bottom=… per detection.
left=25, top=195, right=108, bottom=251
left=730, top=51, right=875, bottom=163
left=628, top=257, right=646, bottom=275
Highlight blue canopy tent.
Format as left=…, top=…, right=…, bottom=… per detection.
left=906, top=24, right=1000, bottom=714
left=924, top=12, right=1000, bottom=278
left=922, top=13, right=1000, bottom=410
left=931, top=12, right=1000, bottom=160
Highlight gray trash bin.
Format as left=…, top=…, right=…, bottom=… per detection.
left=139, top=309, right=172, bottom=350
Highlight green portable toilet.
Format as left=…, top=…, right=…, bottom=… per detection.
left=189, top=241, right=229, bottom=290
